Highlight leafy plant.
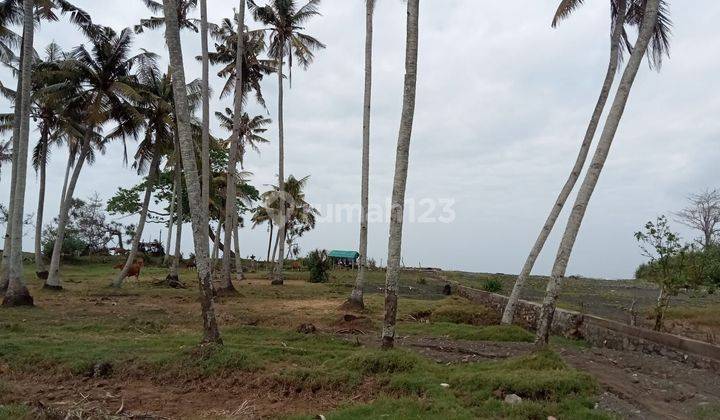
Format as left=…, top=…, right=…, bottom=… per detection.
left=482, top=278, right=503, bottom=293
left=304, top=249, right=331, bottom=283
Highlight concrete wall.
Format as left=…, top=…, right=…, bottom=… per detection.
left=454, top=283, right=720, bottom=371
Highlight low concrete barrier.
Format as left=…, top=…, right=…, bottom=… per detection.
left=454, top=283, right=720, bottom=371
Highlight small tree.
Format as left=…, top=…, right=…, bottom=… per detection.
left=675, top=189, right=720, bottom=249
left=634, top=216, right=688, bottom=331
left=304, top=249, right=331, bottom=283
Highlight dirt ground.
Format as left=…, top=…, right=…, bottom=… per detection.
left=5, top=335, right=720, bottom=419
left=2, top=266, right=720, bottom=419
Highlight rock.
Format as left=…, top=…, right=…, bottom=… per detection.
left=440, top=383, right=450, bottom=388
left=504, top=394, right=522, bottom=405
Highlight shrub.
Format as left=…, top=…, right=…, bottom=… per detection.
left=42, top=230, right=87, bottom=258
left=304, top=249, right=331, bottom=283
left=482, top=278, right=503, bottom=293
left=430, top=298, right=500, bottom=326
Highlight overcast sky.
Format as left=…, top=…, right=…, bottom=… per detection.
left=1, top=1, right=718, bottom=279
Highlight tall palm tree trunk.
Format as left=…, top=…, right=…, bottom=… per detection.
left=170, top=163, right=183, bottom=279
left=46, top=134, right=91, bottom=290
left=163, top=0, right=221, bottom=345
left=233, top=214, right=244, bottom=279
left=212, top=222, right=222, bottom=261
left=60, top=149, right=74, bottom=206
left=163, top=177, right=177, bottom=266
left=266, top=220, right=273, bottom=262
left=200, top=0, right=211, bottom=257
left=272, top=53, right=285, bottom=285
left=34, top=130, right=50, bottom=274
left=382, top=0, right=420, bottom=349
left=348, top=0, right=375, bottom=310
left=271, top=228, right=280, bottom=263
left=535, top=0, right=660, bottom=346
left=222, top=0, right=246, bottom=292
left=502, top=0, right=627, bottom=325
left=4, top=0, right=35, bottom=307
left=0, top=29, right=25, bottom=292
left=113, top=152, right=161, bottom=287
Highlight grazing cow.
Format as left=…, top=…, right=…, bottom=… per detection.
left=114, top=258, right=145, bottom=281
left=184, top=260, right=197, bottom=270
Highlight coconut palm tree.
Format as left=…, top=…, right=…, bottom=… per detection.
left=42, top=27, right=155, bottom=290
left=502, top=0, right=672, bottom=325
left=216, top=109, right=270, bottom=168
left=248, top=0, right=325, bottom=285
left=0, top=0, right=94, bottom=292
left=112, top=67, right=201, bottom=287
left=535, top=0, right=666, bottom=346
left=2, top=0, right=34, bottom=306
left=0, top=0, right=21, bottom=64
left=220, top=0, right=247, bottom=293
left=198, top=0, right=211, bottom=262
left=382, top=0, right=419, bottom=350
left=162, top=0, right=221, bottom=345
left=345, top=0, right=375, bottom=310
left=29, top=43, right=88, bottom=275
left=134, top=0, right=198, bottom=34
left=207, top=15, right=275, bottom=107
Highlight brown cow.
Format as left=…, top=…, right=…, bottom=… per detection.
left=291, top=261, right=302, bottom=271
left=114, top=258, right=145, bottom=281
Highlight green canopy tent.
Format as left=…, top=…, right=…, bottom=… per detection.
left=328, top=250, right=360, bottom=269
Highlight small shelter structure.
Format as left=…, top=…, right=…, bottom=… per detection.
left=328, top=250, right=360, bottom=269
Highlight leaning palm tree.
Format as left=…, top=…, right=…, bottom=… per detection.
left=535, top=0, right=666, bottom=346
left=345, top=0, right=375, bottom=310
left=382, top=0, right=419, bottom=350
left=502, top=0, right=672, bottom=324
left=162, top=0, right=221, bottom=345
left=43, top=27, right=155, bottom=290
left=3, top=0, right=34, bottom=306
left=248, top=0, right=325, bottom=285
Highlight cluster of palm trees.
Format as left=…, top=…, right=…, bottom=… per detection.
left=0, top=0, right=672, bottom=349
left=0, top=0, right=326, bottom=343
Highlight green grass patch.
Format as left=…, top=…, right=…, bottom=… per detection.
left=301, top=349, right=606, bottom=419
left=429, top=297, right=500, bottom=326
left=0, top=404, right=30, bottom=420
left=401, top=322, right=534, bottom=342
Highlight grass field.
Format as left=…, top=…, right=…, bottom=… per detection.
left=0, top=259, right=611, bottom=419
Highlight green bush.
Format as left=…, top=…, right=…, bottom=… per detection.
left=482, top=278, right=504, bottom=293
left=304, top=249, right=331, bottom=283
left=42, top=231, right=87, bottom=258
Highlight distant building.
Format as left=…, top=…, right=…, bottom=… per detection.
left=328, top=250, right=360, bottom=269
